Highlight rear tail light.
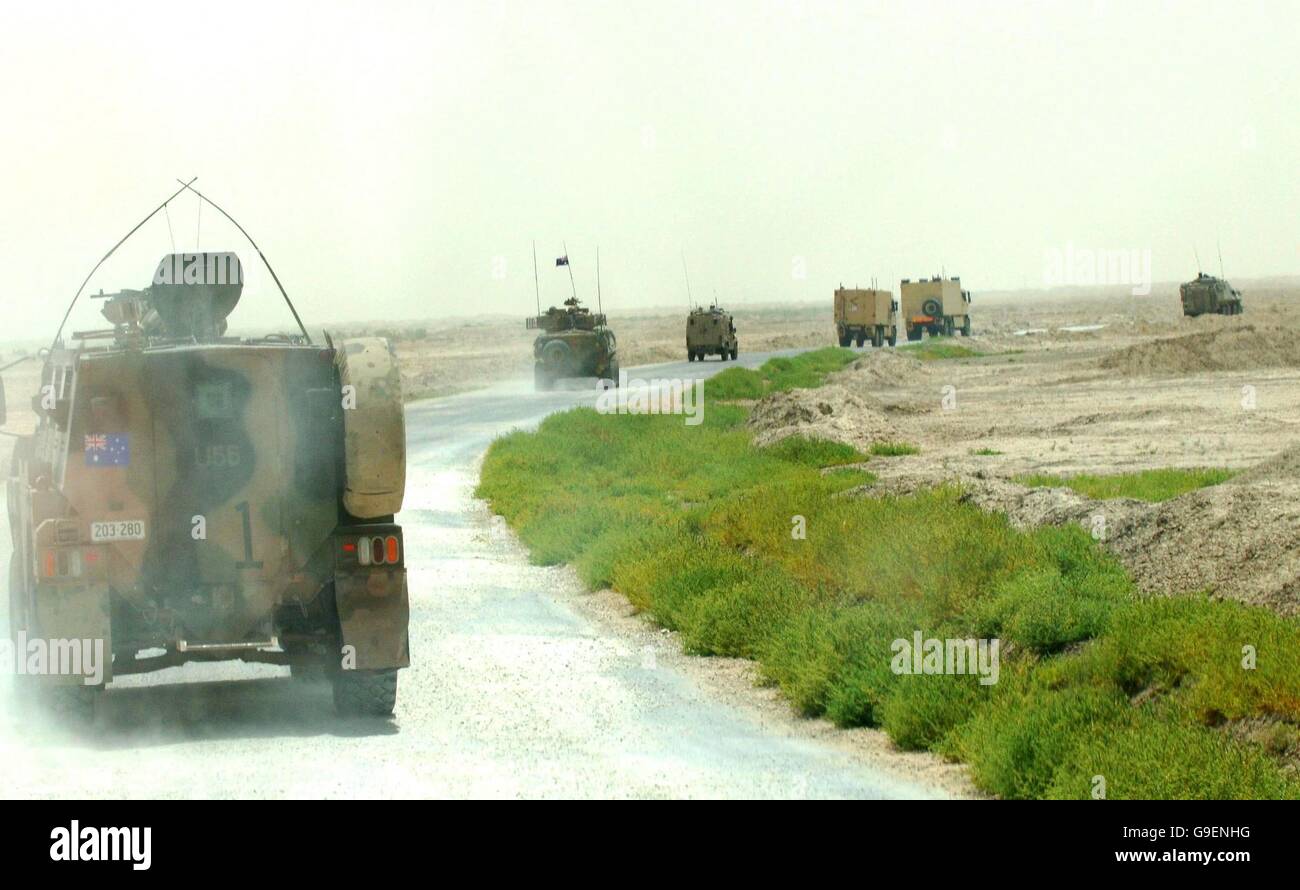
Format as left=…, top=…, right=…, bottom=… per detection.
left=346, top=534, right=401, bottom=566
left=41, top=548, right=84, bottom=579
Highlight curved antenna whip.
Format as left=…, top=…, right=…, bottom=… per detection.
left=176, top=180, right=311, bottom=343
left=50, top=177, right=198, bottom=354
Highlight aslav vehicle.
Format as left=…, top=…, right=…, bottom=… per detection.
left=528, top=296, right=620, bottom=389
left=900, top=275, right=972, bottom=340
left=3, top=193, right=410, bottom=721
left=1180, top=272, right=1243, bottom=317
left=834, top=286, right=898, bottom=348
left=686, top=303, right=738, bottom=361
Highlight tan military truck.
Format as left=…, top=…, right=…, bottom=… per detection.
left=686, top=303, right=738, bottom=361
left=901, top=276, right=972, bottom=340
left=834, top=287, right=898, bottom=348
left=3, top=191, right=410, bottom=722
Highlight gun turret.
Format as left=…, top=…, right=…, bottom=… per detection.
left=98, top=253, right=243, bottom=342
left=526, top=296, right=606, bottom=332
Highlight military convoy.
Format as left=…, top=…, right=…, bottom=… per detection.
left=686, top=304, right=738, bottom=361
left=834, top=287, right=898, bottom=348
left=3, top=212, right=410, bottom=721
left=900, top=276, right=972, bottom=340
left=1180, top=273, right=1243, bottom=317
left=528, top=296, right=620, bottom=390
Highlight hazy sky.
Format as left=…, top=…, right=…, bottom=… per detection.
left=1, top=0, right=1296, bottom=341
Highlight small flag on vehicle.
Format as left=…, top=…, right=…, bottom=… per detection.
left=85, top=433, right=131, bottom=467
left=556, top=256, right=569, bottom=267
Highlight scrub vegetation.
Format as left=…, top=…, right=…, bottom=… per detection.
left=1017, top=467, right=1236, bottom=502
left=478, top=398, right=1300, bottom=799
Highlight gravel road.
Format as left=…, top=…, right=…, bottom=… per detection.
left=0, top=349, right=955, bottom=799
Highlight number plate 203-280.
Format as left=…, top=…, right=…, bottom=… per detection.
left=90, top=520, right=147, bottom=542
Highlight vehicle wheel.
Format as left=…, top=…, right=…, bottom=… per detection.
left=731, top=347, right=738, bottom=360
left=607, top=359, right=620, bottom=386
left=961, top=316, right=971, bottom=336
left=907, top=327, right=922, bottom=342
left=873, top=328, right=884, bottom=348
left=888, top=329, right=898, bottom=347
left=838, top=334, right=851, bottom=347
left=853, top=334, right=863, bottom=348
left=332, top=668, right=398, bottom=717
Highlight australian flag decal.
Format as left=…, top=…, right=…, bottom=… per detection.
left=85, top=433, right=130, bottom=467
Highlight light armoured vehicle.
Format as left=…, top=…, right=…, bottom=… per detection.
left=1180, top=273, right=1243, bottom=317
left=2, top=188, right=410, bottom=721
left=686, top=303, right=738, bottom=361
left=528, top=296, right=620, bottom=390
left=901, top=276, right=972, bottom=340
left=834, top=286, right=898, bottom=348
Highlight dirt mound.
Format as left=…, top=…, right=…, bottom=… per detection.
left=836, top=350, right=930, bottom=387
left=1229, top=444, right=1300, bottom=485
left=1099, top=324, right=1300, bottom=376
left=747, top=385, right=905, bottom=448
left=866, top=470, right=1300, bottom=616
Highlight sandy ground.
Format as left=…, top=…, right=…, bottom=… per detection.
left=744, top=278, right=1300, bottom=615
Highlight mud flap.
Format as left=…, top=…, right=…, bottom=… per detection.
left=31, top=583, right=112, bottom=686
left=335, top=568, right=410, bottom=670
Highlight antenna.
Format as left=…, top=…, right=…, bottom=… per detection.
left=1194, top=247, right=1202, bottom=275
left=532, top=241, right=541, bottom=315
left=50, top=177, right=198, bottom=354
left=563, top=240, right=577, bottom=301
left=596, top=245, right=603, bottom=316
left=1217, top=238, right=1225, bottom=278
left=176, top=180, right=311, bottom=343
left=681, top=250, right=694, bottom=309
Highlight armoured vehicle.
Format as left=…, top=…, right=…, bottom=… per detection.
left=3, top=188, right=409, bottom=721
left=834, top=286, right=898, bottom=348
left=686, top=304, right=738, bottom=361
left=528, top=296, right=620, bottom=390
left=901, top=276, right=972, bottom=340
left=1180, top=273, right=1243, bottom=317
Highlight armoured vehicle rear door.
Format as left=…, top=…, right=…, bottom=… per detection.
left=143, top=348, right=290, bottom=638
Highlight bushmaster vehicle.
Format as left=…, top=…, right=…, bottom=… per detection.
left=901, top=276, right=972, bottom=340
left=1180, top=273, right=1243, bottom=317
left=834, top=286, right=898, bottom=348
left=528, top=296, right=620, bottom=390
left=3, top=186, right=409, bottom=721
left=686, top=303, right=738, bottom=361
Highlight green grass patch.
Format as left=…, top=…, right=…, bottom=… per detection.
left=869, top=441, right=920, bottom=457
left=478, top=407, right=1300, bottom=799
left=900, top=342, right=980, bottom=361
left=1018, top=467, right=1236, bottom=502
left=970, top=447, right=1002, bottom=456
left=705, top=347, right=857, bottom=400
left=762, top=435, right=868, bottom=467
